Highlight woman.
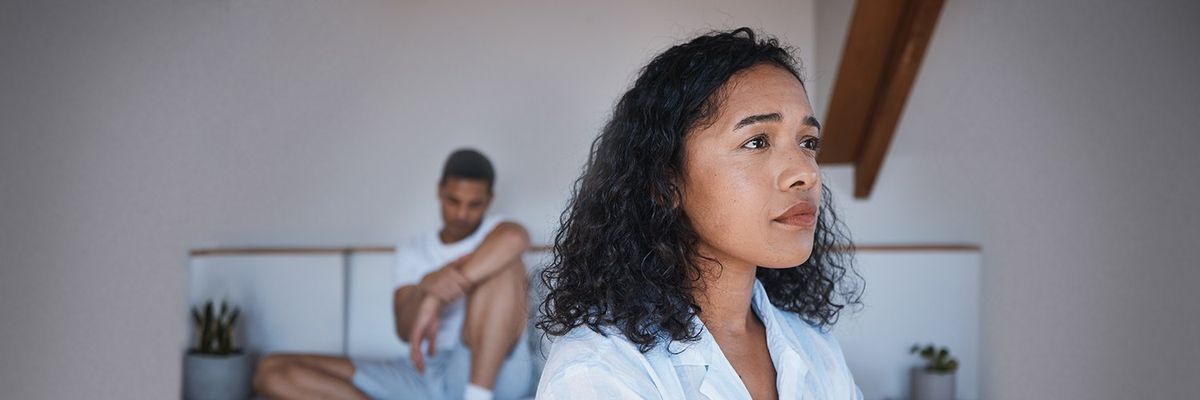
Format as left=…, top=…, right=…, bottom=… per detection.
left=536, top=28, right=864, bottom=399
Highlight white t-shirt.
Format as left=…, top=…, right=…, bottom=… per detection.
left=392, top=214, right=506, bottom=352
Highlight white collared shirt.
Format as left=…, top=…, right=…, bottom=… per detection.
left=536, top=280, right=863, bottom=399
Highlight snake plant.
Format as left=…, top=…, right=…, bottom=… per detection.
left=191, top=300, right=241, bottom=355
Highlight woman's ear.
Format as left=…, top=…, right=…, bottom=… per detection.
left=669, top=183, right=682, bottom=209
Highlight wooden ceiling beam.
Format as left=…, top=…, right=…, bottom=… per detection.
left=818, top=0, right=909, bottom=164
left=818, top=0, right=946, bottom=199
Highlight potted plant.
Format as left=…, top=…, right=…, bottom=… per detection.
left=909, top=343, right=958, bottom=400
left=184, top=300, right=251, bottom=400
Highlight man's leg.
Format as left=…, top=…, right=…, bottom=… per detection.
left=461, top=258, right=528, bottom=390
left=253, top=354, right=369, bottom=400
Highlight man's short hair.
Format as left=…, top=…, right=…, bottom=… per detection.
left=439, top=148, right=495, bottom=192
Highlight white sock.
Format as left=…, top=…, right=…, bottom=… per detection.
left=464, top=383, right=494, bottom=400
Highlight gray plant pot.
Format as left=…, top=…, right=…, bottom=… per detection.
left=910, top=367, right=955, bottom=400
left=184, top=352, right=251, bottom=400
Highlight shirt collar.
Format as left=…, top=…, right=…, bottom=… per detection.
left=667, top=280, right=809, bottom=366
left=665, top=331, right=711, bottom=367
left=665, top=322, right=712, bottom=399
left=752, top=279, right=814, bottom=399
left=667, top=280, right=815, bottom=398
left=750, top=279, right=812, bottom=363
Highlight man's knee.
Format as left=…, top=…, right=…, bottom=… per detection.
left=465, top=262, right=527, bottom=329
left=466, top=259, right=528, bottom=316
left=255, top=355, right=282, bottom=384
left=483, top=258, right=528, bottom=291
left=253, top=356, right=290, bottom=394
left=253, top=355, right=315, bottom=393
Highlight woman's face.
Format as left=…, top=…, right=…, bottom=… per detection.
left=680, top=63, right=822, bottom=270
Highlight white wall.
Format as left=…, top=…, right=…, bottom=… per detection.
left=4, top=0, right=1199, bottom=398
left=0, top=1, right=819, bottom=398
left=815, top=0, right=1200, bottom=398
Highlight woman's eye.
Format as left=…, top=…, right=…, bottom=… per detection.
left=800, top=136, right=822, bottom=151
left=743, top=136, right=769, bottom=149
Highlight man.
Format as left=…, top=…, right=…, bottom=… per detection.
left=254, top=149, right=533, bottom=400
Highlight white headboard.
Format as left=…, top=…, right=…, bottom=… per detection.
left=187, top=249, right=553, bottom=361
left=188, top=254, right=347, bottom=356
left=188, top=247, right=980, bottom=400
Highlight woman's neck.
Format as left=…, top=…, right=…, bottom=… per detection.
left=693, top=253, right=760, bottom=336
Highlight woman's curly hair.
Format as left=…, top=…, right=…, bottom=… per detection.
left=537, top=27, right=862, bottom=353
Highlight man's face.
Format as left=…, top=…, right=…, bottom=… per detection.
left=437, top=177, right=492, bottom=240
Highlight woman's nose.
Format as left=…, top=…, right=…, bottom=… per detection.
left=777, top=148, right=819, bottom=191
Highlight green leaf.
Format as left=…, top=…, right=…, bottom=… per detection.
left=203, top=302, right=213, bottom=327
left=227, top=309, right=239, bottom=329
left=192, top=299, right=242, bottom=354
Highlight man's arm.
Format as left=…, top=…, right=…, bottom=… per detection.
left=412, top=221, right=525, bottom=305
left=453, top=221, right=531, bottom=285
left=392, top=283, right=445, bottom=372
left=392, top=284, right=420, bottom=342
left=396, top=222, right=529, bottom=339
left=413, top=222, right=530, bottom=306
left=393, top=221, right=531, bottom=372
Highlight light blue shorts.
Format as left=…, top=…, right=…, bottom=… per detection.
left=351, top=329, right=533, bottom=400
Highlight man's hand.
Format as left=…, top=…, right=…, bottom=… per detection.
left=418, top=255, right=472, bottom=303
left=403, top=256, right=473, bottom=373
left=407, top=287, right=444, bottom=374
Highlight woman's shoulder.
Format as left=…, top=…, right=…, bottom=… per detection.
left=537, top=326, right=663, bottom=398
left=543, top=325, right=648, bottom=368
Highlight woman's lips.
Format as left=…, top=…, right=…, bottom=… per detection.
left=773, top=201, right=818, bottom=228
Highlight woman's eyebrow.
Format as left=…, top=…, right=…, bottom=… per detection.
left=733, top=113, right=782, bottom=130
left=732, top=113, right=822, bottom=132
left=804, top=115, right=822, bottom=132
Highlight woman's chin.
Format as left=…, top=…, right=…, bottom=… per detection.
left=757, top=250, right=813, bottom=269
